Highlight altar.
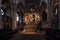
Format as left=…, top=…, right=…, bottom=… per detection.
left=21, top=12, right=41, bottom=34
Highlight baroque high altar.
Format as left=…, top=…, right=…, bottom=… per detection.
left=22, top=12, right=41, bottom=34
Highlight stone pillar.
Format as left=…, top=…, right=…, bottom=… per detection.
left=50, top=0, right=58, bottom=29
left=48, top=0, right=54, bottom=29
left=58, top=0, right=60, bottom=30
left=10, top=0, right=17, bottom=30
left=0, top=0, right=2, bottom=29
left=51, top=0, right=55, bottom=29
left=47, top=0, right=51, bottom=28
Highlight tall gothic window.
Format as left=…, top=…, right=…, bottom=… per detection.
left=16, top=13, right=19, bottom=21
left=1, top=9, right=4, bottom=15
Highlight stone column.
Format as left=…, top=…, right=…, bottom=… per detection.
left=10, top=0, right=17, bottom=30
left=58, top=0, right=60, bottom=29
left=0, top=0, right=2, bottom=29
left=50, top=0, right=58, bottom=29
left=47, top=0, right=51, bottom=28
left=51, top=0, right=55, bottom=29
left=48, top=0, right=54, bottom=29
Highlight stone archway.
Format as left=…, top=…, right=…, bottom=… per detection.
left=17, top=2, right=24, bottom=31
left=39, top=1, right=48, bottom=29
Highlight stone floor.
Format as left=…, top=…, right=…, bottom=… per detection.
left=9, top=32, right=46, bottom=40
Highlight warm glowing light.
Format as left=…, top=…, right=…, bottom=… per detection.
left=24, top=13, right=41, bottom=24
